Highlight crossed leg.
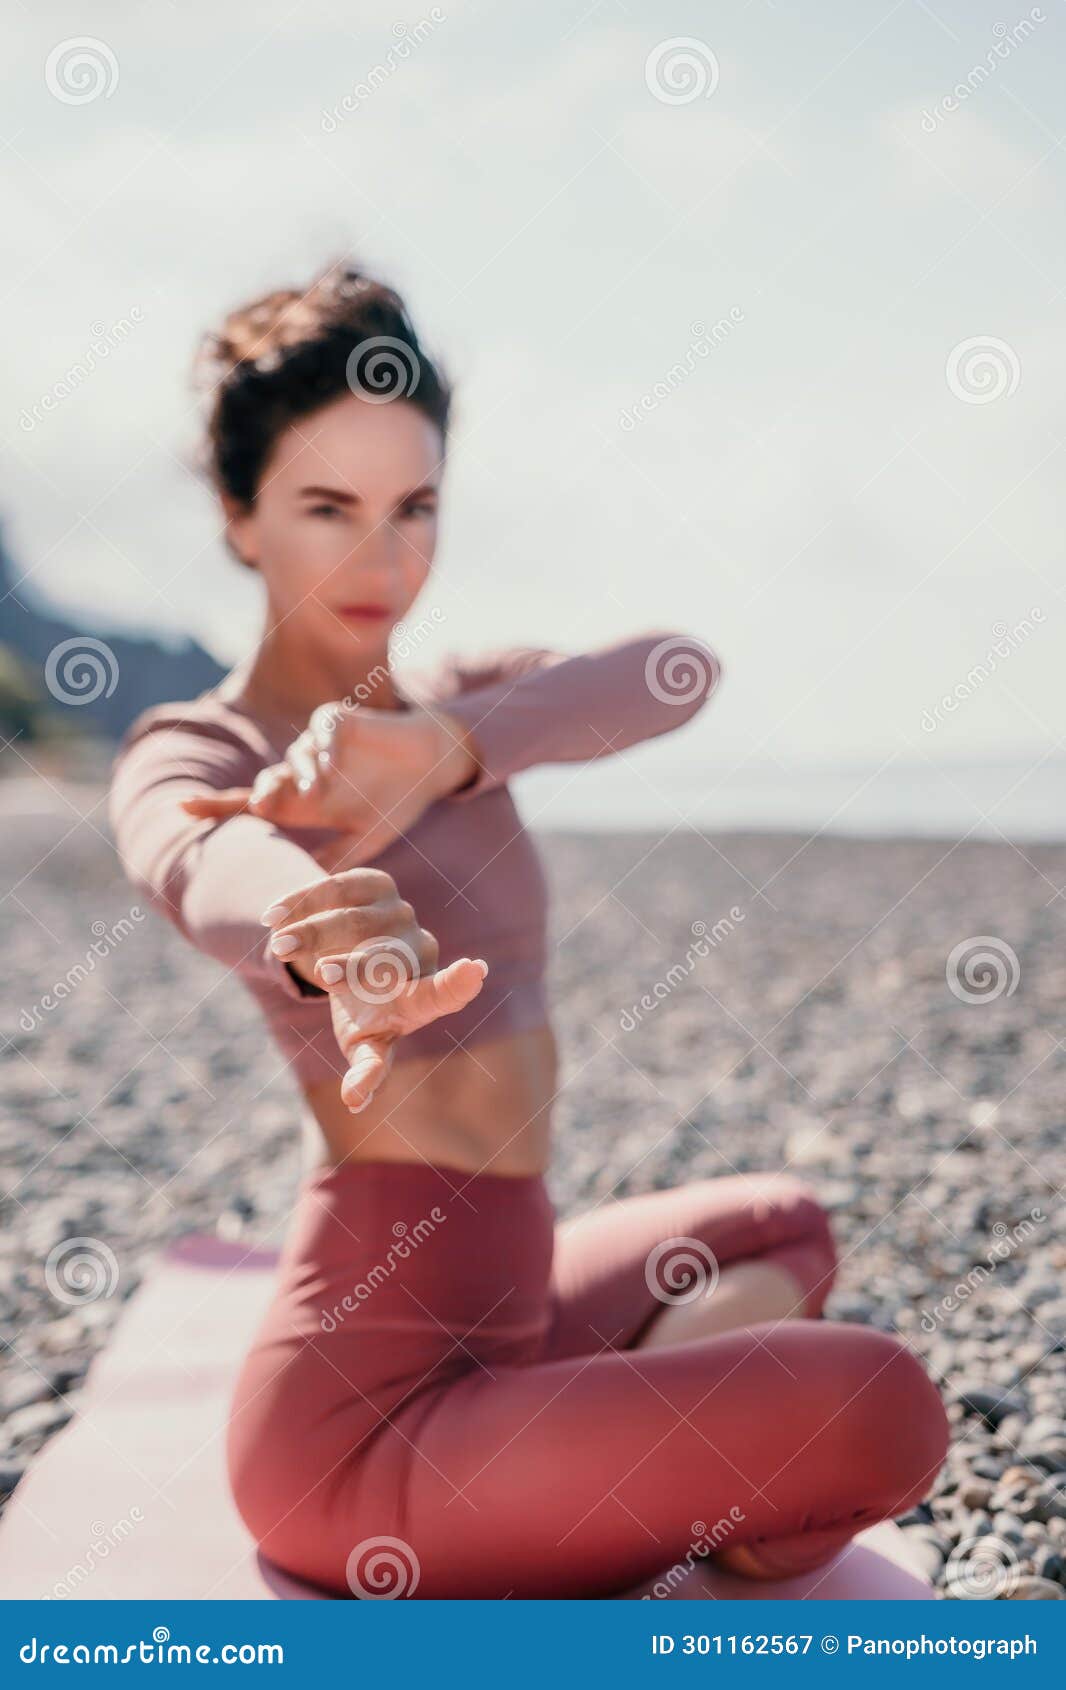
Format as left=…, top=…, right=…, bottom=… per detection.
left=391, top=1304, right=947, bottom=1596
left=543, top=1172, right=838, bottom=1360
left=372, top=1174, right=946, bottom=1597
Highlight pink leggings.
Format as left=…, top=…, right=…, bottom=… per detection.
left=226, top=1161, right=948, bottom=1598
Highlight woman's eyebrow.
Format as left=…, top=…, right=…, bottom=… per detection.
left=298, top=483, right=360, bottom=504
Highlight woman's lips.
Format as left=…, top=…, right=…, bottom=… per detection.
left=336, top=604, right=392, bottom=621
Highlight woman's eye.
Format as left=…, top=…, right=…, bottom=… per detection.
left=400, top=500, right=436, bottom=520
left=309, top=503, right=343, bottom=519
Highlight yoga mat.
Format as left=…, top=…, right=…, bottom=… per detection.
left=0, top=1235, right=933, bottom=1601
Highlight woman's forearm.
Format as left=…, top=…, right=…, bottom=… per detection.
left=177, top=813, right=332, bottom=995
left=435, top=630, right=721, bottom=802
left=109, top=725, right=332, bottom=1002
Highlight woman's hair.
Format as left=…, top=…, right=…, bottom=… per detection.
left=192, top=258, right=452, bottom=511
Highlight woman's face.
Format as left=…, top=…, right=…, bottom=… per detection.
left=225, top=391, right=442, bottom=655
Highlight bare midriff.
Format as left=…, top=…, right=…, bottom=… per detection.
left=300, top=1023, right=559, bottom=1175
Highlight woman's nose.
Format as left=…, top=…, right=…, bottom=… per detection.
left=352, top=520, right=403, bottom=575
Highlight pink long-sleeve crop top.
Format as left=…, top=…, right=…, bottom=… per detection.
left=108, top=632, right=720, bottom=1089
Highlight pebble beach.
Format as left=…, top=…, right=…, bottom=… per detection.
left=1, top=785, right=1064, bottom=1598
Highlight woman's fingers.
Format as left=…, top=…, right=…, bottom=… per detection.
left=406, top=958, right=489, bottom=1027
left=316, top=952, right=488, bottom=1034
left=259, top=868, right=398, bottom=930
left=312, top=936, right=423, bottom=1004
left=267, top=908, right=407, bottom=967
left=286, top=730, right=320, bottom=793
left=339, top=1037, right=394, bottom=1114
left=180, top=787, right=254, bottom=818
left=309, top=701, right=344, bottom=758
left=180, top=762, right=297, bottom=822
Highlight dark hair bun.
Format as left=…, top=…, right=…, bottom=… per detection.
left=193, top=259, right=451, bottom=508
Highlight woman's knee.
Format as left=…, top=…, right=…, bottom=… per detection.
left=741, top=1174, right=838, bottom=1314
left=820, top=1325, right=949, bottom=1510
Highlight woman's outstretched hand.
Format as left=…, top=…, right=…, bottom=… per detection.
left=180, top=700, right=479, bottom=862
left=259, top=867, right=487, bottom=1113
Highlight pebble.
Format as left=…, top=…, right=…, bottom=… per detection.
left=901, top=1531, right=949, bottom=1581
left=1032, top=1547, right=1065, bottom=1584
left=956, top=1383, right=1026, bottom=1427
left=1005, top=1576, right=1066, bottom=1600
left=1035, top=1475, right=1066, bottom=1523
left=958, top=1478, right=994, bottom=1509
left=3, top=1398, right=73, bottom=1443
left=0, top=1465, right=25, bottom=1497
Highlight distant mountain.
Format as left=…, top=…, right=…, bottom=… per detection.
left=0, top=522, right=225, bottom=741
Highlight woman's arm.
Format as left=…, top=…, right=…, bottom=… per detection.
left=108, top=706, right=489, bottom=1113
left=424, top=629, right=722, bottom=803
left=108, top=711, right=333, bottom=1000
left=172, top=631, right=720, bottom=838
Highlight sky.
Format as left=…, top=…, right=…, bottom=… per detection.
left=2, top=0, right=1064, bottom=833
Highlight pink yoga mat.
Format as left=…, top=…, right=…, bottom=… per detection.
left=0, top=1236, right=933, bottom=1601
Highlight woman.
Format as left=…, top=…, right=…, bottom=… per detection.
left=109, top=260, right=948, bottom=1599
